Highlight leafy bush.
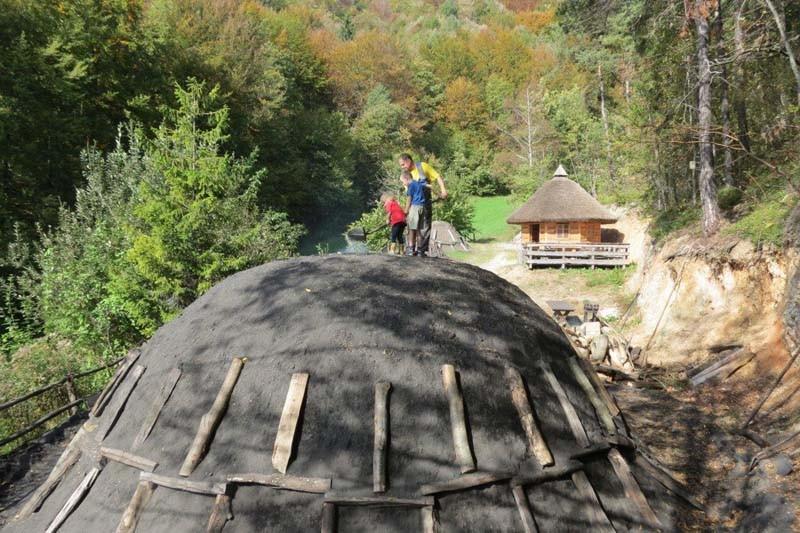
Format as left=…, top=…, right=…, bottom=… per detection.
left=718, top=185, right=744, bottom=210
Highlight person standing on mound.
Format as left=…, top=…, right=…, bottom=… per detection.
left=400, top=170, right=429, bottom=256
left=398, top=153, right=448, bottom=257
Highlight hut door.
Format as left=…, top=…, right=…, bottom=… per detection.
left=531, top=224, right=540, bottom=243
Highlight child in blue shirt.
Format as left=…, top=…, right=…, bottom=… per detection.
left=400, top=170, right=430, bottom=256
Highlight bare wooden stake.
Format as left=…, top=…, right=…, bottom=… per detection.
left=227, top=473, right=331, bottom=493
left=95, top=365, right=146, bottom=442
left=420, top=471, right=511, bottom=496
left=321, top=502, right=336, bottom=533
left=570, top=471, right=614, bottom=533
left=140, top=472, right=227, bottom=496
left=93, top=349, right=141, bottom=416
left=607, top=448, right=662, bottom=529
left=633, top=454, right=705, bottom=511
left=45, top=465, right=103, bottom=533
left=15, top=447, right=81, bottom=520
left=272, top=372, right=309, bottom=474
left=180, top=358, right=244, bottom=477
left=323, top=495, right=434, bottom=508
left=132, top=367, right=182, bottom=449
left=115, top=480, right=156, bottom=533
left=65, top=375, right=79, bottom=416
left=100, top=446, right=158, bottom=473
left=504, top=367, right=554, bottom=467
left=540, top=362, right=590, bottom=448
left=421, top=505, right=438, bottom=533
left=206, top=493, right=232, bottom=533
left=511, top=485, right=538, bottom=533
left=441, top=364, right=476, bottom=473
left=373, top=381, right=391, bottom=493
left=567, top=358, right=616, bottom=435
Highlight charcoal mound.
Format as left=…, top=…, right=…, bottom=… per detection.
left=4, top=255, right=694, bottom=532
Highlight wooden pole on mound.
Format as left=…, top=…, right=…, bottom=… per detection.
left=45, top=463, right=104, bottom=533
left=511, top=485, right=538, bottom=533
left=505, top=367, right=554, bottom=467
left=115, top=480, right=156, bottom=533
left=206, top=494, right=233, bottom=533
left=540, top=362, right=590, bottom=448
left=441, top=364, right=476, bottom=473
left=272, top=372, right=309, bottom=474
left=15, top=446, right=81, bottom=520
left=373, top=381, right=391, bottom=493
left=180, top=358, right=244, bottom=477
left=132, top=367, right=182, bottom=449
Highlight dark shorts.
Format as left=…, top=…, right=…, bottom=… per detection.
left=390, top=222, right=406, bottom=243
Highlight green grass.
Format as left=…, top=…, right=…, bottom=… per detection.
left=725, top=191, right=796, bottom=247
left=556, top=264, right=636, bottom=288
left=470, top=195, right=519, bottom=242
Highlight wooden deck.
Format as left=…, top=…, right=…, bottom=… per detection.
left=519, top=243, right=630, bottom=268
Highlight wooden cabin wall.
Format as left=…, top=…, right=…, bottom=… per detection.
left=538, top=221, right=601, bottom=243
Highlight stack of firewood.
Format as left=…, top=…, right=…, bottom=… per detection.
left=562, top=319, right=636, bottom=372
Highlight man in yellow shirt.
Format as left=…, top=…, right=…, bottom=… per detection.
left=398, top=153, right=448, bottom=256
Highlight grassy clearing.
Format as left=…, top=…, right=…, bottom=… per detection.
left=556, top=264, right=636, bottom=288
left=470, top=195, right=519, bottom=242
left=725, top=190, right=796, bottom=247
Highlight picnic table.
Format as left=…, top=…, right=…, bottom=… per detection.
left=546, top=300, right=575, bottom=321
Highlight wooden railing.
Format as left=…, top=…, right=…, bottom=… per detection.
left=519, top=242, right=630, bottom=268
left=0, top=356, right=124, bottom=449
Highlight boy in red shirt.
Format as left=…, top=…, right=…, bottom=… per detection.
left=381, top=193, right=406, bottom=255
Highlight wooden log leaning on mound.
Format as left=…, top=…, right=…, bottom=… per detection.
left=96, top=364, right=146, bottom=441
left=607, top=448, right=663, bottom=529
left=421, top=505, right=439, bottom=533
left=15, top=446, right=82, bottom=520
left=504, top=367, right=554, bottom=467
left=180, top=357, right=245, bottom=477
left=132, top=367, right=182, bottom=449
left=227, top=473, right=331, bottom=493
left=633, top=454, right=705, bottom=511
left=320, top=502, right=336, bottom=533
left=567, top=357, right=616, bottom=435
left=100, top=446, right=158, bottom=472
left=540, top=362, right=591, bottom=448
left=93, top=349, right=141, bottom=417
left=373, top=381, right=391, bottom=493
left=570, top=470, right=615, bottom=533
left=206, top=494, right=233, bottom=533
left=45, top=462, right=104, bottom=533
left=511, top=460, right=584, bottom=487
left=575, top=357, right=620, bottom=416
left=419, top=471, right=512, bottom=496
left=323, top=494, right=434, bottom=508
left=115, top=480, right=156, bottom=533
left=441, top=364, right=476, bottom=473
left=140, top=471, right=227, bottom=496
left=511, top=485, right=538, bottom=533
left=272, top=372, right=309, bottom=474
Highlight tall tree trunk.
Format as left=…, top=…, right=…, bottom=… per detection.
left=597, top=64, right=616, bottom=186
left=764, top=0, right=800, bottom=105
left=695, top=0, right=722, bottom=235
left=686, top=54, right=698, bottom=205
left=716, top=3, right=734, bottom=186
left=734, top=3, right=751, bottom=152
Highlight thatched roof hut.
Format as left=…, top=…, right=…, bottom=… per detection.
left=507, top=166, right=616, bottom=244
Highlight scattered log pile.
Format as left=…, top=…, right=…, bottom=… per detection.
left=562, top=318, right=636, bottom=372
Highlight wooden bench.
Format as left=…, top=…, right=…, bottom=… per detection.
left=547, top=300, right=575, bottom=321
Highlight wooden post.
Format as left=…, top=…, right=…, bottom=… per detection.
left=45, top=464, right=103, bottom=533
left=575, top=357, right=619, bottom=416
left=96, top=365, right=146, bottom=441
left=607, top=448, right=662, bottom=529
left=373, top=381, right=391, bottom=493
left=180, top=358, right=244, bottom=477
left=132, top=367, right=182, bottom=450
left=65, top=374, right=78, bottom=416
left=566, top=358, right=616, bottom=435
left=272, top=372, right=309, bottom=474
left=540, top=362, right=590, bottom=448
left=441, top=364, right=476, bottom=473
left=115, top=480, right=156, bottom=533
left=421, top=505, right=438, bottom=533
left=15, top=447, right=81, bottom=520
left=570, top=471, right=614, bottom=533
left=511, top=486, right=538, bottom=533
left=206, top=494, right=232, bottom=533
left=504, top=367, right=554, bottom=467
left=320, top=503, right=336, bottom=533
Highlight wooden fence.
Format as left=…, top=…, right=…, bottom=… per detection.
left=519, top=243, right=630, bottom=268
left=0, top=356, right=124, bottom=449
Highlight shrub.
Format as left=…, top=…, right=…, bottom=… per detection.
left=718, top=185, right=743, bottom=210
